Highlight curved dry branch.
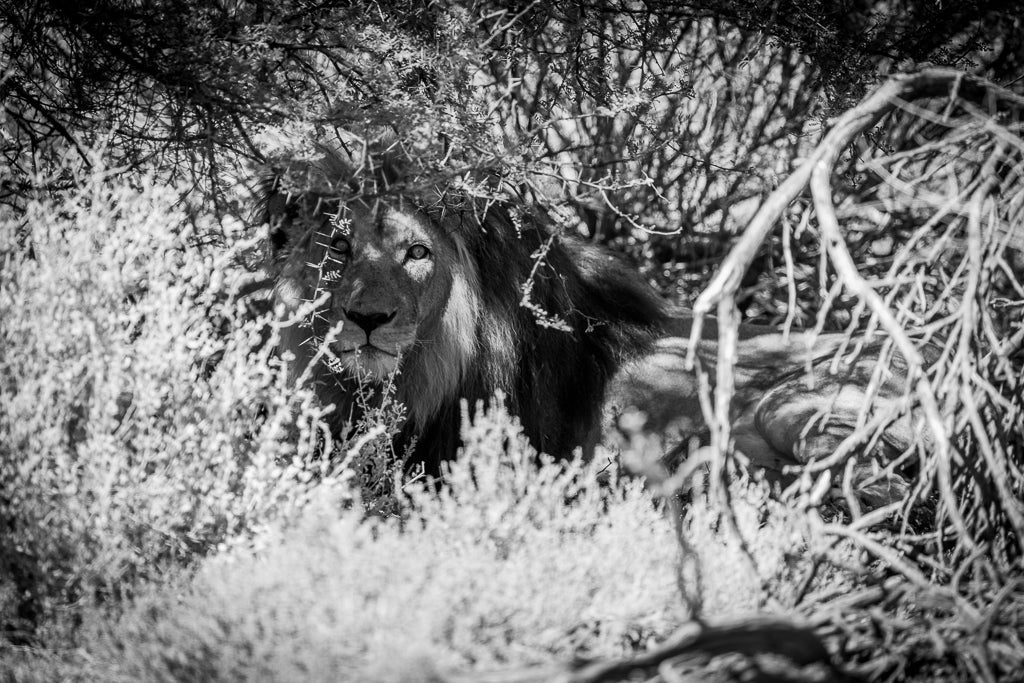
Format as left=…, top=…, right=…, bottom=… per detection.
left=449, top=617, right=842, bottom=683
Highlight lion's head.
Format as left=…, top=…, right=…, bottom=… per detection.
left=268, top=187, right=479, bottom=419
left=264, top=142, right=668, bottom=472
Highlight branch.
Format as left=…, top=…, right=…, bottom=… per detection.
left=447, top=617, right=843, bottom=683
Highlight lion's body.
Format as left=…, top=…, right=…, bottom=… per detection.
left=266, top=144, right=923, bottom=503
left=605, top=318, right=925, bottom=503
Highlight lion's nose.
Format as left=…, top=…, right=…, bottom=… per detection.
left=344, top=309, right=397, bottom=336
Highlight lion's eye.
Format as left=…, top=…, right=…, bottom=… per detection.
left=406, top=244, right=430, bottom=261
left=329, top=236, right=351, bottom=257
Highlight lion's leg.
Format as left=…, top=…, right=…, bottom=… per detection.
left=752, top=373, right=913, bottom=507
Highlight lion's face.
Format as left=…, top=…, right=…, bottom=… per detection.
left=271, top=193, right=475, bottom=382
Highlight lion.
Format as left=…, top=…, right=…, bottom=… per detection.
left=264, top=143, right=925, bottom=505
left=264, top=144, right=666, bottom=475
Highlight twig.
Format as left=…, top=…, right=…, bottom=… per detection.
left=448, top=618, right=845, bottom=683
left=566, top=617, right=840, bottom=682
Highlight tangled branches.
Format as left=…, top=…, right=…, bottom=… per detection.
left=686, top=68, right=1024, bottom=679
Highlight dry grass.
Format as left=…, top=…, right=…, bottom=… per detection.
left=0, top=165, right=349, bottom=645
left=42, top=402, right=686, bottom=682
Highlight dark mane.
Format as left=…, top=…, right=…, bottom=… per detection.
left=407, top=193, right=668, bottom=472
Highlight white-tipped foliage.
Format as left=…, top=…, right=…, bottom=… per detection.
left=78, top=399, right=684, bottom=680
left=0, top=168, right=350, bottom=630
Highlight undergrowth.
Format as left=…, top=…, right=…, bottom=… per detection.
left=0, top=166, right=353, bottom=644
left=27, top=402, right=688, bottom=682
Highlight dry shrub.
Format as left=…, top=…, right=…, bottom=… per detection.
left=683, top=70, right=1024, bottom=681
left=819, top=74, right=1024, bottom=681
left=0, top=161, right=356, bottom=642
left=67, top=398, right=683, bottom=682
